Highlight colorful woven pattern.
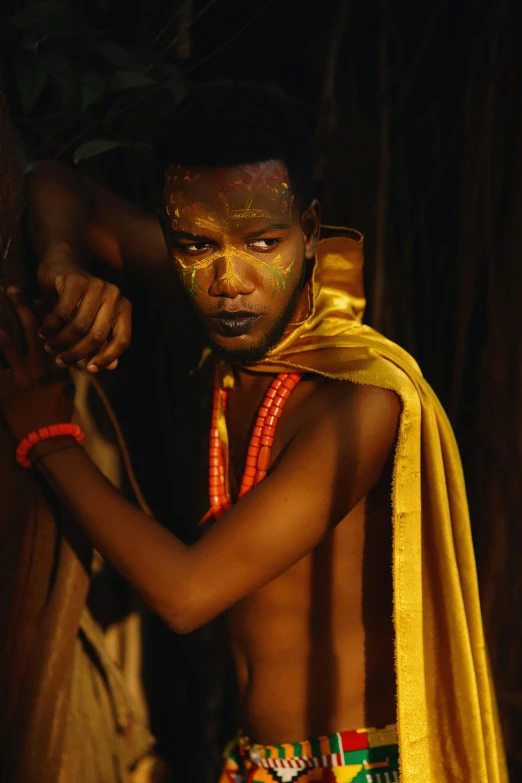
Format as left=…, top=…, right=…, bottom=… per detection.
left=219, top=725, right=399, bottom=783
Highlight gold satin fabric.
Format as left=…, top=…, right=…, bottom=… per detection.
left=241, top=228, right=507, bottom=782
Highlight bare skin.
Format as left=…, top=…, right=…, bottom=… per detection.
left=224, top=370, right=397, bottom=742
left=1, top=160, right=399, bottom=745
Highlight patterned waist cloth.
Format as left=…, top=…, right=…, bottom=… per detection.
left=219, top=725, right=399, bottom=782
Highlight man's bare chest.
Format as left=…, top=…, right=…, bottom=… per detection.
left=224, top=374, right=319, bottom=501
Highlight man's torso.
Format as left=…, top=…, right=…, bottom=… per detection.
left=221, top=372, right=396, bottom=744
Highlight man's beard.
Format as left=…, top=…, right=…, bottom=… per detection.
left=207, top=278, right=303, bottom=365
left=175, top=260, right=309, bottom=365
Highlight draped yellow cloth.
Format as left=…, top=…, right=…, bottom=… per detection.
left=245, top=229, right=507, bottom=783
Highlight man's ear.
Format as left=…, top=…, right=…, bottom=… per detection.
left=301, top=199, right=321, bottom=260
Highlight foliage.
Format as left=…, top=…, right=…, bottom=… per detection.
left=5, top=0, right=187, bottom=200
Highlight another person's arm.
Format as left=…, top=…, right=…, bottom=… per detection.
left=27, top=160, right=173, bottom=371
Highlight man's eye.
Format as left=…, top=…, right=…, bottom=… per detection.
left=249, top=238, right=280, bottom=251
left=178, top=242, right=211, bottom=254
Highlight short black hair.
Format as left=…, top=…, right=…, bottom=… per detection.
left=154, top=82, right=316, bottom=207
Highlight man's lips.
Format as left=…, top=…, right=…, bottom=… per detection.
left=209, top=311, right=261, bottom=337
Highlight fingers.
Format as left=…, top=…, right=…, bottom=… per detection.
left=86, top=298, right=132, bottom=373
left=38, top=273, right=88, bottom=339
left=37, top=269, right=132, bottom=372
left=45, top=279, right=118, bottom=355
left=0, top=329, right=29, bottom=385
left=53, top=290, right=121, bottom=367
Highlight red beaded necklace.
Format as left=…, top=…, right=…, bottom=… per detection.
left=200, top=370, right=302, bottom=524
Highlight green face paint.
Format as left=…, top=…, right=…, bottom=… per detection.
left=163, top=162, right=297, bottom=297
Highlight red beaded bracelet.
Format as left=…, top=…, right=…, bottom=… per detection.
left=15, top=423, right=85, bottom=468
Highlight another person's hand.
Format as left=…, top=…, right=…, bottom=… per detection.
left=37, top=241, right=132, bottom=373
left=0, top=288, right=75, bottom=444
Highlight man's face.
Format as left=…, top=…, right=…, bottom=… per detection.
left=161, top=159, right=319, bottom=363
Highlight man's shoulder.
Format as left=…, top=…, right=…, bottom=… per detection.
left=309, top=375, right=401, bottom=425
left=276, top=375, right=400, bottom=521
left=294, top=376, right=400, bottom=472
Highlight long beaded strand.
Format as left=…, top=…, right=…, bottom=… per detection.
left=207, top=375, right=231, bottom=518
left=201, top=371, right=302, bottom=524
left=238, top=372, right=301, bottom=498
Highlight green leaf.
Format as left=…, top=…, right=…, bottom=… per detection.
left=89, top=40, right=143, bottom=72
left=15, top=50, right=76, bottom=115
left=9, top=2, right=87, bottom=36
left=82, top=70, right=106, bottom=110
left=108, top=70, right=155, bottom=90
left=74, top=139, right=123, bottom=164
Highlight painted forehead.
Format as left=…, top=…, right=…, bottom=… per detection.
left=163, top=162, right=298, bottom=296
left=163, top=161, right=293, bottom=224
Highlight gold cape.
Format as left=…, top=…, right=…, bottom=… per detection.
left=243, top=229, right=507, bottom=782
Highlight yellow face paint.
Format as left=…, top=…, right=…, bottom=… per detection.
left=163, top=163, right=297, bottom=296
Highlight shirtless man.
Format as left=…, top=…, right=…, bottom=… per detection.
left=0, top=84, right=506, bottom=783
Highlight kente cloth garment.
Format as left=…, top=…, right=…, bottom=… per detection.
left=217, top=228, right=507, bottom=783
left=218, top=725, right=399, bottom=783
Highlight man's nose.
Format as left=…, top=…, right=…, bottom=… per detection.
left=209, top=253, right=255, bottom=298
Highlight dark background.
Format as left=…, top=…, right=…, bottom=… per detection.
left=2, top=0, right=521, bottom=780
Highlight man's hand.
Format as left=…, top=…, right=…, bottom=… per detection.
left=37, top=241, right=132, bottom=373
left=0, top=288, right=75, bottom=443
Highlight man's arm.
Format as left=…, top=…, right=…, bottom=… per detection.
left=29, top=160, right=171, bottom=287
left=27, top=161, right=174, bottom=370
left=33, top=383, right=399, bottom=634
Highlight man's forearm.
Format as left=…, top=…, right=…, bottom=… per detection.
left=27, top=160, right=172, bottom=293
left=35, top=439, right=195, bottom=633
left=27, top=161, right=94, bottom=263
